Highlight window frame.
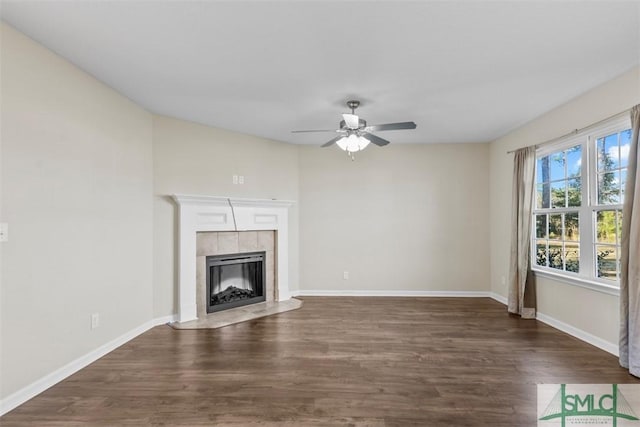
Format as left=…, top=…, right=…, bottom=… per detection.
left=530, top=115, right=631, bottom=296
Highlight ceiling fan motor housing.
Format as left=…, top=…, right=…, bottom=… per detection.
left=339, top=118, right=367, bottom=130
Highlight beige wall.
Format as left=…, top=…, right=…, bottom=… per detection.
left=489, top=66, right=640, bottom=345
left=152, top=115, right=299, bottom=317
left=0, top=24, right=154, bottom=399
left=298, top=143, right=490, bottom=292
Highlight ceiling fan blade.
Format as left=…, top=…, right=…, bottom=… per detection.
left=292, top=129, right=339, bottom=133
left=362, top=132, right=391, bottom=147
left=342, top=113, right=360, bottom=129
left=365, top=122, right=417, bottom=132
left=321, top=135, right=344, bottom=148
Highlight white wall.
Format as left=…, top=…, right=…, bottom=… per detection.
left=298, top=143, right=490, bottom=293
left=0, top=24, right=154, bottom=399
left=152, top=115, right=300, bottom=317
left=489, top=66, right=640, bottom=345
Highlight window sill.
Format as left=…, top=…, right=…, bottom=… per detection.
left=532, top=268, right=620, bottom=296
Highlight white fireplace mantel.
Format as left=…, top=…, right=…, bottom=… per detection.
left=172, top=194, right=295, bottom=322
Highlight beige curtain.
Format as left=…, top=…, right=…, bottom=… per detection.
left=620, top=104, right=640, bottom=375
left=508, top=146, right=537, bottom=319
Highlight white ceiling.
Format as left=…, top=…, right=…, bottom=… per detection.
left=1, top=1, right=639, bottom=145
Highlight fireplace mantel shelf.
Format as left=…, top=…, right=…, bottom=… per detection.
left=172, top=194, right=294, bottom=209
left=172, top=194, right=295, bottom=322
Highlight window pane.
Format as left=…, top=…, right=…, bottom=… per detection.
left=551, top=181, right=566, bottom=208
left=549, top=242, right=563, bottom=270
left=540, top=182, right=550, bottom=208
left=598, top=172, right=619, bottom=204
left=536, top=157, right=548, bottom=184
left=536, top=184, right=544, bottom=209
left=567, top=178, right=581, bottom=207
left=565, top=242, right=579, bottom=273
left=535, top=215, right=548, bottom=239
left=596, top=245, right=618, bottom=280
left=620, top=129, right=631, bottom=168
left=605, top=133, right=620, bottom=169
left=617, top=210, right=623, bottom=242
left=550, top=152, right=565, bottom=181
left=564, top=212, right=579, bottom=241
left=549, top=214, right=562, bottom=240
left=536, top=240, right=547, bottom=267
left=597, top=137, right=606, bottom=171
left=566, top=145, right=582, bottom=177
left=598, top=134, right=619, bottom=171
left=621, top=169, right=627, bottom=203
left=597, top=210, right=617, bottom=244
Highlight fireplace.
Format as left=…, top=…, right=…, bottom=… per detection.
left=172, top=195, right=293, bottom=322
left=206, top=251, right=266, bottom=313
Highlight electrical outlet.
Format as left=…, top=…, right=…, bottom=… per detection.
left=232, top=175, right=239, bottom=184
left=238, top=175, right=245, bottom=184
left=91, top=313, right=100, bottom=329
left=501, top=276, right=506, bottom=285
left=343, top=271, right=349, bottom=280
left=0, top=223, right=7, bottom=242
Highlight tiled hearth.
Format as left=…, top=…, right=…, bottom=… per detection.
left=170, top=299, right=302, bottom=329
left=171, top=195, right=301, bottom=328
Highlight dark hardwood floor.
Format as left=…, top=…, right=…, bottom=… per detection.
left=2, top=297, right=637, bottom=426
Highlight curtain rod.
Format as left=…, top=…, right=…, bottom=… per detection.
left=506, top=108, right=631, bottom=154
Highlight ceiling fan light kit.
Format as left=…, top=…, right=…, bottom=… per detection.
left=292, top=100, right=417, bottom=160
left=336, top=134, right=370, bottom=152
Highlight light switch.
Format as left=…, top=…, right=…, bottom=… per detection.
left=232, top=175, right=238, bottom=184
left=238, top=175, right=245, bottom=184
left=0, top=223, right=8, bottom=242
left=91, top=313, right=100, bottom=329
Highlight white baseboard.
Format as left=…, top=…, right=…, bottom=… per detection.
left=536, top=312, right=618, bottom=356
left=154, top=314, right=179, bottom=325
left=489, top=292, right=508, bottom=305
left=487, top=292, right=618, bottom=356
left=292, top=289, right=492, bottom=297
left=0, top=314, right=178, bottom=416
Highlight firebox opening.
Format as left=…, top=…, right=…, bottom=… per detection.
left=206, top=251, right=266, bottom=313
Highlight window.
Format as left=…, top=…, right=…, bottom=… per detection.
left=532, top=116, right=631, bottom=290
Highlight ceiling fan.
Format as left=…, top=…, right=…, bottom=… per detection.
left=292, top=100, right=417, bottom=159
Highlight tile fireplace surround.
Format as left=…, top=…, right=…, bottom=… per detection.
left=172, top=195, right=295, bottom=323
